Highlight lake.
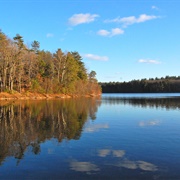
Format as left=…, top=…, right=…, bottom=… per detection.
left=0, top=93, right=180, bottom=179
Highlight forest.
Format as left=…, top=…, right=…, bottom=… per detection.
left=100, top=76, right=180, bottom=93
left=0, top=30, right=101, bottom=96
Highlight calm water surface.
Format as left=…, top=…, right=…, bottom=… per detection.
left=0, top=93, right=180, bottom=179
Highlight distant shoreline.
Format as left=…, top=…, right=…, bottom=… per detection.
left=100, top=77, right=180, bottom=93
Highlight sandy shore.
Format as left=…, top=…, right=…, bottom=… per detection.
left=0, top=92, right=101, bottom=100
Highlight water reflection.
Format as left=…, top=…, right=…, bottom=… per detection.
left=102, top=96, right=180, bottom=110
left=97, top=148, right=158, bottom=172
left=115, top=160, right=158, bottom=171
left=70, top=160, right=100, bottom=174
left=98, top=149, right=125, bottom=158
left=84, top=123, right=109, bottom=132
left=0, top=98, right=101, bottom=165
left=0, top=94, right=180, bottom=179
left=139, top=120, right=161, bottom=127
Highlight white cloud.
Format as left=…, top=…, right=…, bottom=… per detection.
left=105, top=14, right=159, bottom=27
left=137, top=14, right=157, bottom=23
left=119, top=16, right=137, bottom=26
left=152, top=6, right=159, bottom=10
left=68, top=13, right=99, bottom=26
left=97, top=28, right=124, bottom=37
left=111, top=28, right=124, bottom=36
left=83, top=54, right=109, bottom=61
left=138, top=59, right=161, bottom=64
left=46, top=33, right=54, bottom=38
left=97, top=29, right=110, bottom=36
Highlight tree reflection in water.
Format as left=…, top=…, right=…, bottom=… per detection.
left=0, top=98, right=101, bottom=165
left=102, top=96, right=180, bottom=110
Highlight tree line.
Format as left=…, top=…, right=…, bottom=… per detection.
left=0, top=30, right=101, bottom=95
left=100, top=76, right=180, bottom=93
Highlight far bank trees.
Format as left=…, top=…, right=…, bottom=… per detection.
left=100, top=76, right=180, bottom=93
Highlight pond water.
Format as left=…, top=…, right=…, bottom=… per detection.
left=0, top=93, right=180, bottom=179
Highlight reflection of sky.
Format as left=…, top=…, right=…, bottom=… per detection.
left=116, top=160, right=157, bottom=172
left=98, top=149, right=111, bottom=157
left=138, top=161, right=158, bottom=171
left=70, top=148, right=158, bottom=174
left=48, top=148, right=54, bottom=154
left=97, top=148, right=157, bottom=172
left=84, top=124, right=109, bottom=132
left=1, top=95, right=180, bottom=179
left=70, top=160, right=99, bottom=173
left=139, top=120, right=161, bottom=127
left=98, top=149, right=125, bottom=158
left=113, top=150, right=126, bottom=158
left=69, top=96, right=180, bottom=177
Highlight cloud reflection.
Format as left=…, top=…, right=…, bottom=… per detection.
left=117, top=160, right=137, bottom=169
left=139, top=120, right=160, bottom=127
left=98, top=148, right=158, bottom=172
left=112, top=150, right=125, bottom=158
left=98, top=149, right=111, bottom=157
left=84, top=124, right=109, bottom=132
left=137, top=161, right=158, bottom=171
left=98, top=149, right=126, bottom=158
left=116, top=159, right=157, bottom=172
left=70, top=161, right=99, bottom=173
left=48, top=148, right=54, bottom=154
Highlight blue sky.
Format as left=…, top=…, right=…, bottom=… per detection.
left=1, top=0, right=180, bottom=82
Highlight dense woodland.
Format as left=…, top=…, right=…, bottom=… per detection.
left=0, top=30, right=101, bottom=95
left=100, top=76, right=180, bottom=93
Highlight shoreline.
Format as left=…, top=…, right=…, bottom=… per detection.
left=0, top=92, right=101, bottom=100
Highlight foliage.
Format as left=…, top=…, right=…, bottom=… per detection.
left=0, top=30, right=101, bottom=95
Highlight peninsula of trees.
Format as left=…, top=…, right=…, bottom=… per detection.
left=100, top=76, right=180, bottom=93
left=0, top=30, right=101, bottom=97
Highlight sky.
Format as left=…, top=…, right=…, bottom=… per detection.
left=0, top=0, right=180, bottom=82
